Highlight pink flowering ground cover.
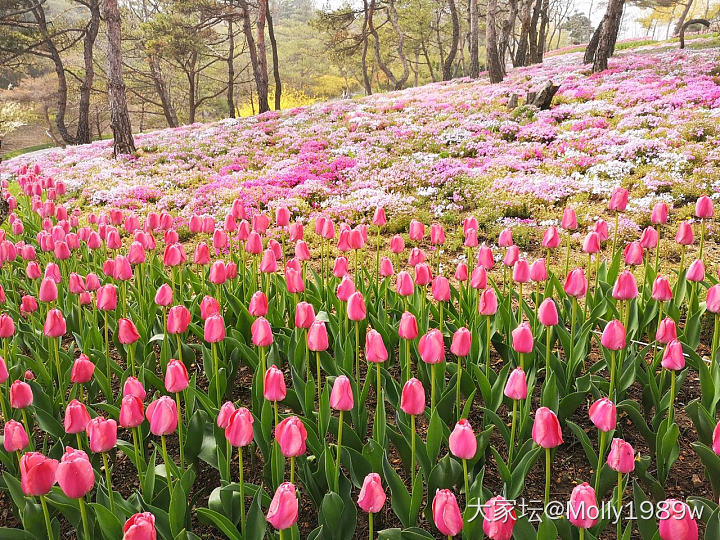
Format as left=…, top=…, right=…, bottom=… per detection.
left=3, top=41, right=720, bottom=230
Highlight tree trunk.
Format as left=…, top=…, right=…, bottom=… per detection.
left=76, top=0, right=100, bottom=144
left=227, top=19, right=236, bottom=118
left=535, top=0, right=550, bottom=61
left=673, top=0, right=694, bottom=35
left=256, top=0, right=270, bottom=113
left=102, top=0, right=136, bottom=156
left=443, top=0, right=460, bottom=80
left=486, top=0, right=504, bottom=82
left=469, top=0, right=480, bottom=77
left=584, top=19, right=603, bottom=64
left=368, top=0, right=408, bottom=90
left=592, top=0, right=625, bottom=72
left=148, top=54, right=179, bottom=127
left=266, top=0, right=282, bottom=110
left=498, top=0, right=518, bottom=74
left=238, top=0, right=270, bottom=113
left=514, top=0, right=533, bottom=66
left=386, top=0, right=411, bottom=88
left=360, top=0, right=372, bottom=95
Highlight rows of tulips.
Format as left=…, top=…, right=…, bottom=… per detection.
left=1, top=163, right=720, bottom=539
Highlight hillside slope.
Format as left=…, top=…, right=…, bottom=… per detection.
left=3, top=39, right=720, bottom=234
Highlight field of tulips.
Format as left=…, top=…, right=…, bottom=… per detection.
left=3, top=39, right=720, bottom=540
left=0, top=160, right=719, bottom=540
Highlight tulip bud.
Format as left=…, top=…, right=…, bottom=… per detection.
left=568, top=483, right=599, bottom=529
left=123, top=512, right=157, bottom=540
left=264, top=365, right=287, bottom=402
left=275, top=416, right=307, bottom=457
left=365, top=329, right=388, bottom=363
left=165, top=359, right=190, bottom=393
left=357, top=473, right=386, bottom=514
left=400, top=377, right=426, bottom=415
left=658, top=500, right=698, bottom=540
left=119, top=395, right=145, bottom=428
left=418, top=329, right=444, bottom=364
left=532, top=407, right=563, bottom=448
left=482, top=496, right=517, bottom=540
left=656, top=317, right=677, bottom=344
left=661, top=340, right=685, bottom=371
left=266, top=482, right=298, bottom=531
left=225, top=407, right=254, bottom=447
left=56, top=447, right=95, bottom=498
left=588, top=397, right=617, bottom=432
left=432, top=489, right=463, bottom=537
left=398, top=311, right=418, bottom=340
left=145, top=396, right=178, bottom=435
left=330, top=375, right=354, bottom=411
left=449, top=419, right=477, bottom=459
left=86, top=416, right=118, bottom=453
left=607, top=438, right=635, bottom=473
left=504, top=368, right=528, bottom=400
left=251, top=316, right=273, bottom=347
left=601, top=320, right=626, bottom=350
left=450, top=327, right=471, bottom=357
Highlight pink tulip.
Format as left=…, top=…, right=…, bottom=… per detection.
left=70, top=354, right=95, bottom=384
left=225, top=407, right=254, bottom=447
left=123, top=512, right=157, bottom=540
left=432, top=276, right=451, bottom=302
left=56, top=447, right=95, bottom=498
left=372, top=207, right=386, bottom=226
left=379, top=257, right=394, bottom=277
left=167, top=305, right=191, bottom=334
left=582, top=232, right=601, bottom=254
left=3, top=420, right=29, bottom=452
left=542, top=226, right=561, bottom=249
left=275, top=416, right=307, bottom=457
left=86, top=416, right=117, bottom=453
left=400, top=378, right=426, bottom=415
left=623, top=241, right=644, bottom=266
left=295, top=302, right=315, bottom=329
left=561, top=207, right=578, bottom=230
left=0, top=313, right=14, bottom=338
left=119, top=395, right=145, bottom=428
left=409, top=220, right=424, bottom=241
left=529, top=258, right=547, bottom=282
left=538, top=298, right=558, bottom=326
left=652, top=276, right=673, bottom=302
left=471, top=266, right=488, bottom=290
left=511, top=322, right=533, bottom=354
left=532, top=407, right=563, bottom=448
left=601, top=320, right=626, bottom=350
left=478, top=288, right=498, bottom=315
left=418, top=329, right=444, bottom=364
left=568, top=483, right=599, bottom=529
left=661, top=340, right=685, bottom=371
left=145, top=396, right=178, bottom=435
left=64, top=399, right=91, bottom=434
left=498, top=228, right=513, bottom=247
left=395, top=271, right=414, bottom=296
left=589, top=397, right=616, bottom=432
left=608, top=187, right=628, bottom=212
left=695, top=195, right=714, bottom=219
left=266, top=482, right=298, bottom=531
left=564, top=268, right=587, bottom=297
left=414, top=262, right=432, bottom=285
left=118, top=318, right=140, bottom=344
left=607, top=438, right=635, bottom=473
left=686, top=259, right=705, bottom=282
left=477, top=245, right=495, bottom=269
left=358, top=473, right=386, bottom=513
left=251, top=316, right=273, bottom=347
left=398, top=311, right=418, bottom=340
left=658, top=500, right=698, bottom=540
left=504, top=368, right=528, bottom=400
left=454, top=262, right=468, bottom=282
left=307, top=320, right=329, bottom=351
left=675, top=221, right=694, bottom=245
left=347, top=292, right=367, bottom=321
left=20, top=452, right=58, bottom=496
left=482, top=496, right=516, bottom=540
left=200, top=296, right=220, bottom=321
left=640, top=227, right=658, bottom=249
left=217, top=402, right=236, bottom=429
left=123, top=376, right=146, bottom=400
left=10, top=381, right=33, bottom=409
left=38, top=277, right=58, bottom=302
left=204, top=314, right=226, bottom=343
left=431, top=223, right=445, bottom=245
left=264, top=365, right=286, bottom=402
left=432, top=489, right=463, bottom=536
left=248, top=291, right=269, bottom=317
left=503, top=245, right=519, bottom=267
left=43, top=308, right=66, bottom=338
left=656, top=317, right=677, bottom=344
left=365, top=329, right=388, bottom=363
left=330, top=375, right=354, bottom=411
left=651, top=202, right=669, bottom=224
left=389, top=235, right=405, bottom=254
left=450, top=327, right=471, bottom=357
left=165, top=359, right=189, bottom=393
left=449, top=419, right=477, bottom=459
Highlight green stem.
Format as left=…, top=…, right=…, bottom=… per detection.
left=595, top=430, right=607, bottom=496
left=102, top=452, right=115, bottom=513
left=544, top=447, right=551, bottom=510
left=579, top=528, right=585, bottom=540
left=290, top=456, right=295, bottom=484
left=569, top=297, right=577, bottom=365
left=669, top=370, right=676, bottom=425
left=54, top=338, right=62, bottom=391
left=104, top=311, right=110, bottom=379
left=545, top=326, right=552, bottom=376
left=212, top=342, right=221, bottom=405
left=176, top=334, right=183, bottom=365
left=617, top=471, right=623, bottom=540
left=316, top=351, right=322, bottom=403
left=431, top=363, right=437, bottom=410
left=21, top=409, right=34, bottom=451
left=40, top=494, right=54, bottom=540
left=462, top=458, right=469, bottom=509
left=612, top=212, right=619, bottom=258
left=410, top=415, right=416, bottom=488
left=700, top=219, right=706, bottom=260
left=509, top=399, right=518, bottom=466
left=564, top=231, right=571, bottom=277
left=175, top=392, right=185, bottom=469
left=161, top=434, right=173, bottom=488
left=404, top=339, right=410, bottom=382
left=78, top=496, right=90, bottom=540
left=369, top=512, right=374, bottom=540
left=456, top=356, right=462, bottom=420
left=609, top=350, right=617, bottom=401
left=335, top=410, right=343, bottom=492
left=132, top=426, right=143, bottom=476
left=128, top=345, right=136, bottom=379
left=712, top=314, right=719, bottom=370
left=355, top=322, right=360, bottom=382
left=239, top=447, right=246, bottom=536
left=485, top=316, right=491, bottom=374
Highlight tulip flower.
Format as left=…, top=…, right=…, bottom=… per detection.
left=675, top=221, right=694, bottom=274
left=70, top=354, right=95, bottom=396
left=3, top=419, right=29, bottom=452
left=87, top=416, right=118, bottom=511
left=307, top=320, right=329, bottom=400
left=20, top=451, right=58, bottom=540
left=589, top=397, right=616, bottom=494
left=204, top=314, right=227, bottom=404
left=275, top=416, right=307, bottom=482
left=601, top=319, right=626, bottom=399
left=568, top=483, right=599, bottom=532
left=478, top=288, right=498, bottom=373
left=266, top=482, right=298, bottom=535
left=511, top=321, right=533, bottom=368
left=532, top=407, right=563, bottom=507
left=123, top=512, right=156, bottom=540
left=662, top=339, right=685, bottom=425
left=400, top=377, right=425, bottom=486
left=419, top=328, right=444, bottom=409
left=165, top=358, right=189, bottom=467
left=251, top=315, right=272, bottom=375
left=432, top=489, right=463, bottom=537
left=225, top=406, right=254, bottom=532
left=398, top=311, right=418, bottom=381
left=329, top=375, right=354, bottom=491
left=358, top=473, right=386, bottom=538
left=696, top=194, right=713, bottom=259
left=504, top=367, right=527, bottom=464
left=348, top=291, right=367, bottom=378
left=482, top=496, right=516, bottom=540
left=450, top=418, right=476, bottom=503
left=57, top=446, right=94, bottom=538
left=658, top=499, right=698, bottom=540
left=118, top=317, right=140, bottom=377
left=450, top=327, right=471, bottom=417
left=146, top=396, right=178, bottom=486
